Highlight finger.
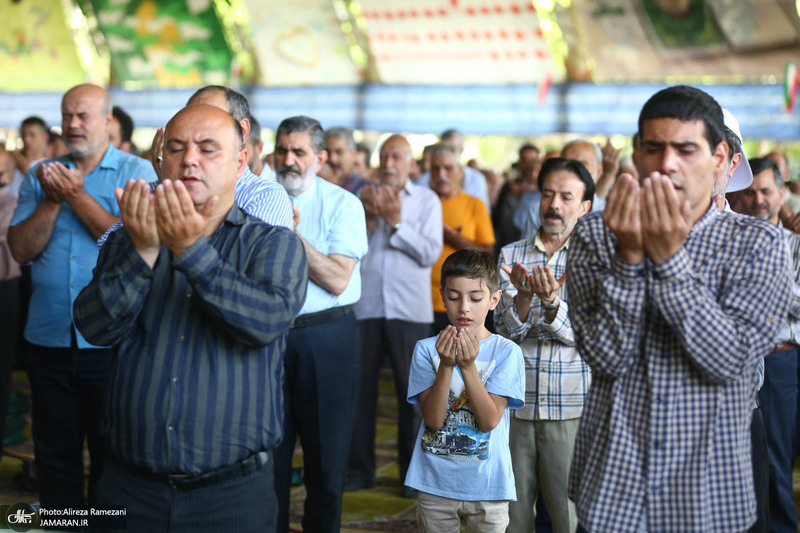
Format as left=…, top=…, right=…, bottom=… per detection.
left=499, top=263, right=512, bottom=276
left=172, top=180, right=197, bottom=218
left=161, top=179, right=185, bottom=217
left=154, top=182, right=173, bottom=225
left=556, top=270, right=567, bottom=287
left=114, top=187, right=124, bottom=205
left=134, top=180, right=151, bottom=222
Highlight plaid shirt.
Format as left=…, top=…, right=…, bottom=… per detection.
left=567, top=207, right=792, bottom=533
left=495, top=231, right=590, bottom=420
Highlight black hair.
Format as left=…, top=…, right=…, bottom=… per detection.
left=638, top=85, right=724, bottom=152
left=21, top=116, right=47, bottom=132
left=537, top=157, right=595, bottom=205
left=748, top=157, right=782, bottom=188
left=724, top=127, right=741, bottom=163
left=112, top=106, right=134, bottom=143
left=441, top=248, right=499, bottom=293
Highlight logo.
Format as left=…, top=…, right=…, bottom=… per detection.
left=5, top=503, right=39, bottom=532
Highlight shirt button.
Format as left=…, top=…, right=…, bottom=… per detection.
left=69, top=283, right=74, bottom=288
left=70, top=256, right=75, bottom=261
left=654, top=396, right=662, bottom=404
left=168, top=425, right=174, bottom=431
left=186, top=293, right=191, bottom=299
left=179, top=336, right=185, bottom=342
left=172, top=377, right=179, bottom=383
left=73, top=231, right=78, bottom=235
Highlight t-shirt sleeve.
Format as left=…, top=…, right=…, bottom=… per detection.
left=484, top=338, right=525, bottom=410
left=327, top=191, right=368, bottom=261
left=407, top=337, right=438, bottom=404
left=9, top=164, right=45, bottom=227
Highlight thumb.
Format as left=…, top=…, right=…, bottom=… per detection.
left=557, top=271, right=567, bottom=287
left=499, top=263, right=512, bottom=275
left=114, top=187, right=124, bottom=205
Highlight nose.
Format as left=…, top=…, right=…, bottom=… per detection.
left=660, top=147, right=680, bottom=175
left=64, top=115, right=81, bottom=130
left=182, top=144, right=200, bottom=166
left=459, top=296, right=470, bottom=313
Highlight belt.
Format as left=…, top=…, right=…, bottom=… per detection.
left=292, top=305, right=352, bottom=329
left=771, top=342, right=795, bottom=353
left=113, top=450, right=271, bottom=490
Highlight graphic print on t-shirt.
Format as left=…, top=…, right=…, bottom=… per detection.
left=420, top=359, right=496, bottom=461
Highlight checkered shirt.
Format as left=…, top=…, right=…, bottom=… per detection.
left=566, top=207, right=792, bottom=533
left=495, top=232, right=590, bottom=420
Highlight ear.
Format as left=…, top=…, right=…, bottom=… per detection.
left=234, top=146, right=247, bottom=176
left=316, top=149, right=328, bottom=173
left=239, top=118, right=251, bottom=143
left=712, top=140, right=730, bottom=176
left=579, top=199, right=592, bottom=218
left=488, top=289, right=502, bottom=311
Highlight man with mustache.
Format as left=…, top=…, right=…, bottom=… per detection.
left=8, top=84, right=156, bottom=513
left=735, top=157, right=800, bottom=533
left=428, top=143, right=495, bottom=333
left=347, top=134, right=443, bottom=498
left=495, top=158, right=594, bottom=533
left=272, top=115, right=368, bottom=533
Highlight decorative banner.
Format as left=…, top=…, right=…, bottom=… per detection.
left=360, top=0, right=557, bottom=84
left=786, top=62, right=799, bottom=112
left=89, top=0, right=233, bottom=87
left=567, top=0, right=800, bottom=80
left=0, top=0, right=86, bottom=92
left=244, top=0, right=363, bottom=86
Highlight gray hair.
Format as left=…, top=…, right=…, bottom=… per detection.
left=326, top=126, right=355, bottom=150
left=563, top=139, right=602, bottom=164
left=427, top=143, right=458, bottom=160
left=187, top=86, right=250, bottom=122
left=277, top=116, right=326, bottom=155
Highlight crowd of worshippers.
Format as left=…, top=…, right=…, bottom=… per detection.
left=0, top=82, right=799, bottom=533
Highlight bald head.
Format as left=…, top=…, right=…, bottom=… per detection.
left=162, top=104, right=246, bottom=212
left=379, top=134, right=413, bottom=188
left=187, top=86, right=251, bottom=142
left=61, top=84, right=112, bottom=160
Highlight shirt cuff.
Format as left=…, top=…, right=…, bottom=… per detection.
left=652, top=247, right=690, bottom=280
left=610, top=253, right=646, bottom=279
left=171, top=235, right=219, bottom=282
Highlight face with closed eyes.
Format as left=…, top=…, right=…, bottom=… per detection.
left=441, top=275, right=500, bottom=337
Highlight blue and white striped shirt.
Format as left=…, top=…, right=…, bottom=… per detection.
left=566, top=206, right=792, bottom=533
left=495, top=231, right=590, bottom=420
left=74, top=206, right=308, bottom=474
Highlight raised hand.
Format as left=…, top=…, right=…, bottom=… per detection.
left=455, top=328, right=480, bottom=369
left=149, top=127, right=165, bottom=179
left=640, top=173, right=691, bottom=265
left=435, top=325, right=458, bottom=368
left=45, top=161, right=85, bottom=202
left=601, top=138, right=621, bottom=178
left=378, top=184, right=402, bottom=226
left=154, top=179, right=216, bottom=257
left=115, top=178, right=159, bottom=260
left=603, top=173, right=644, bottom=263
left=529, top=264, right=565, bottom=306
left=500, top=262, right=535, bottom=296
left=36, top=164, right=63, bottom=204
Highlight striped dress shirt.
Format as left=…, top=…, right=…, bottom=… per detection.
left=566, top=207, right=792, bottom=533
left=495, top=231, right=590, bottom=420
left=74, top=206, right=307, bottom=474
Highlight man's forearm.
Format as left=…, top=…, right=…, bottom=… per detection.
left=68, top=192, right=119, bottom=240
left=301, top=236, right=354, bottom=296
left=8, top=200, right=61, bottom=263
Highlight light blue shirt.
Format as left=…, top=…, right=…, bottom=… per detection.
left=292, top=177, right=367, bottom=315
left=236, top=166, right=292, bottom=229
left=10, top=145, right=156, bottom=348
left=354, top=180, right=443, bottom=323
left=405, top=334, right=525, bottom=501
left=415, top=165, right=490, bottom=212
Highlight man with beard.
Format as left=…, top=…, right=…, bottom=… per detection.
left=735, top=157, right=800, bottom=533
left=272, top=115, right=368, bottom=533
left=495, top=158, right=594, bottom=533
left=8, top=84, right=156, bottom=514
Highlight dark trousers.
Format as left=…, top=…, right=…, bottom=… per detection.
left=27, top=342, right=111, bottom=510
left=749, top=405, right=770, bottom=533
left=0, top=278, right=20, bottom=453
left=348, top=319, right=428, bottom=485
left=96, top=455, right=276, bottom=532
left=761, top=347, right=798, bottom=533
left=274, top=310, right=361, bottom=533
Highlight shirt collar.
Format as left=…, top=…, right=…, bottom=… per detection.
left=63, top=144, right=120, bottom=172
left=534, top=228, right=571, bottom=255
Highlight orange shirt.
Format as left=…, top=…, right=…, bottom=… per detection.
left=431, top=192, right=495, bottom=312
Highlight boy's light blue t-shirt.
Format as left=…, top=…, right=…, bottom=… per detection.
left=404, top=333, right=525, bottom=501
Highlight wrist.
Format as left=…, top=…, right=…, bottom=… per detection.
left=542, top=295, right=560, bottom=311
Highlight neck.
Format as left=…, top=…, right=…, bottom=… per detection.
left=202, top=199, right=233, bottom=236
left=251, top=160, right=263, bottom=175
left=769, top=215, right=779, bottom=226
left=72, top=143, right=108, bottom=174
left=687, top=198, right=711, bottom=228
left=540, top=229, right=569, bottom=256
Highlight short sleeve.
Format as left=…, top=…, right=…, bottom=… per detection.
left=484, top=337, right=525, bottom=409
left=407, top=337, right=438, bottom=404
